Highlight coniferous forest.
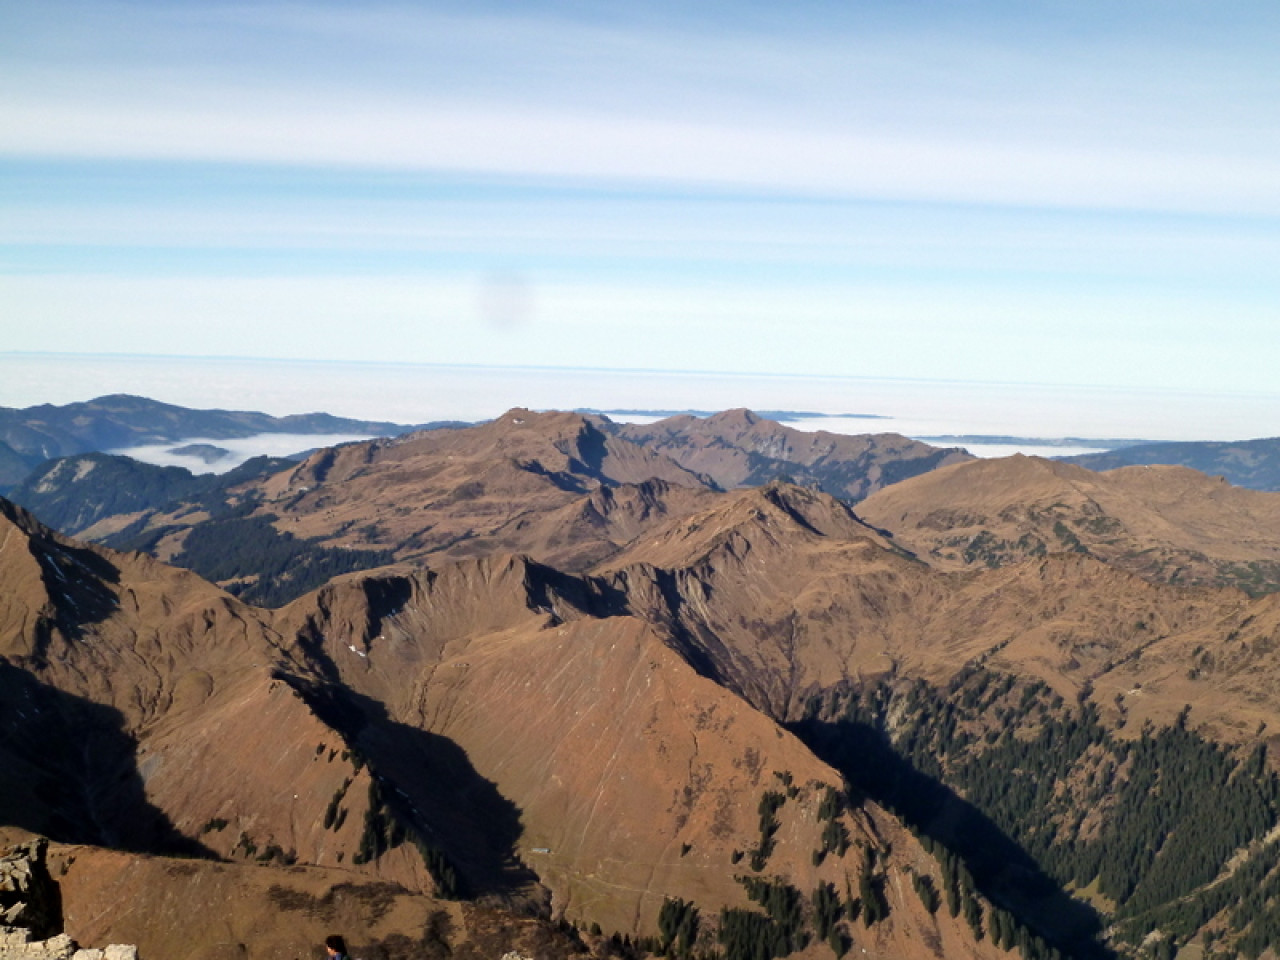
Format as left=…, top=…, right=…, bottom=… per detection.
left=109, top=498, right=395, bottom=607
left=790, top=668, right=1280, bottom=960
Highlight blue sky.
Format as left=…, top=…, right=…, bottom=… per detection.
left=2, top=0, right=1278, bottom=393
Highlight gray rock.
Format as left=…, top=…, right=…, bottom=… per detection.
left=0, top=842, right=138, bottom=960
left=0, top=840, right=58, bottom=941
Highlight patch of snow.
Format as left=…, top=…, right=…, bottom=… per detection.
left=38, top=554, right=67, bottom=582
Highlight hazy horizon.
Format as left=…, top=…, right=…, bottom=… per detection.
left=5, top=353, right=1280, bottom=463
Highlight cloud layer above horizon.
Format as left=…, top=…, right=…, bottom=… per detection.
left=3, top=0, right=1278, bottom=392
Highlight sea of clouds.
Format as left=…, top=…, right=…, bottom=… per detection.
left=109, top=433, right=381, bottom=475
left=7, top=353, right=1280, bottom=472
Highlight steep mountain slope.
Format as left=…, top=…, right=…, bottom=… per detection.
left=0, top=498, right=413, bottom=891
left=613, top=408, right=972, bottom=501
left=1065, top=435, right=1280, bottom=491
left=599, top=482, right=1280, bottom=741
left=272, top=563, right=878, bottom=936
left=857, top=454, right=1280, bottom=594
left=594, top=483, right=1280, bottom=957
left=0, top=498, right=1013, bottom=960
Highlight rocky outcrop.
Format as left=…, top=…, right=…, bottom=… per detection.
left=1, top=840, right=59, bottom=941
left=0, top=929, right=136, bottom=960
left=0, top=839, right=136, bottom=960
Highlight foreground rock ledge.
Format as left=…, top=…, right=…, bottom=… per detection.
left=0, top=839, right=138, bottom=960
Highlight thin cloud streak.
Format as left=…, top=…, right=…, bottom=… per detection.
left=6, top=96, right=1278, bottom=216
left=4, top=2, right=1279, bottom=214
left=4, top=168, right=1277, bottom=290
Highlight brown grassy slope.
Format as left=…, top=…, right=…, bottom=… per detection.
left=614, top=408, right=972, bottom=500
left=601, top=483, right=919, bottom=718
left=0, top=826, right=581, bottom=960
left=264, top=408, right=709, bottom=495
left=272, top=561, right=861, bottom=932
left=0, top=500, right=1017, bottom=959
left=601, top=482, right=1280, bottom=743
left=856, top=454, right=1280, bottom=593
left=270, top=558, right=1019, bottom=956
left=0, top=498, right=435, bottom=894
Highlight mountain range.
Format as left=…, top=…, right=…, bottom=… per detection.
left=0, top=394, right=438, bottom=491
left=1065, top=436, right=1280, bottom=491
left=6, top=402, right=1280, bottom=960
left=9, top=407, right=971, bottom=607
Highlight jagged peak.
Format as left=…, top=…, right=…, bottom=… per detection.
left=601, top=481, right=891, bottom=573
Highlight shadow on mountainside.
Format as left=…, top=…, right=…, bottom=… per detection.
left=1, top=496, right=123, bottom=663
left=564, top=421, right=611, bottom=482
left=790, top=714, right=1113, bottom=960
left=0, top=661, right=212, bottom=859
left=285, top=676, right=543, bottom=910
left=39, top=540, right=122, bottom=639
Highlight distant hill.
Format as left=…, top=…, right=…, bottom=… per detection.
left=1064, top=436, right=1280, bottom=491
left=101, top=408, right=723, bottom=604
left=0, top=393, right=430, bottom=490
left=8, top=452, right=297, bottom=538
left=858, top=453, right=1280, bottom=594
